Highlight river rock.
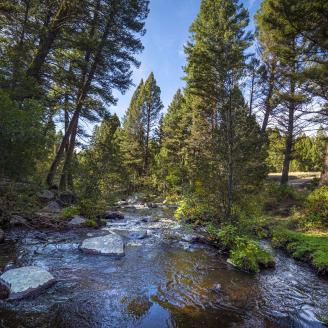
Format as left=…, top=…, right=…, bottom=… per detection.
left=80, top=234, right=124, bottom=256
left=0, top=266, right=55, bottom=300
left=59, top=191, right=75, bottom=206
left=105, top=211, right=124, bottom=221
left=0, top=228, right=4, bottom=243
left=116, top=200, right=128, bottom=206
left=0, top=281, right=10, bottom=299
left=68, top=215, right=86, bottom=226
left=42, top=201, right=61, bottom=213
left=128, top=230, right=147, bottom=240
left=180, top=233, right=199, bottom=243
left=37, top=190, right=55, bottom=202
left=10, top=215, right=28, bottom=227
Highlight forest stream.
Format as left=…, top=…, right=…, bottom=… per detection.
left=0, top=205, right=327, bottom=328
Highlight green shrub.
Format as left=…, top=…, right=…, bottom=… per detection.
left=59, top=206, right=80, bottom=219
left=302, top=186, right=328, bottom=228
left=265, top=181, right=303, bottom=203
left=84, top=219, right=98, bottom=227
left=229, top=238, right=274, bottom=273
left=78, top=199, right=106, bottom=220
left=175, top=195, right=217, bottom=222
left=206, top=224, right=275, bottom=273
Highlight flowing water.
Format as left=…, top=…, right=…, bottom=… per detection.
left=0, top=207, right=327, bottom=328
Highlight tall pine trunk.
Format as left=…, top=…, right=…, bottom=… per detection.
left=319, top=141, right=328, bottom=186
left=261, top=68, right=275, bottom=133
left=26, top=0, right=76, bottom=82
left=46, top=6, right=113, bottom=188
left=281, top=77, right=296, bottom=185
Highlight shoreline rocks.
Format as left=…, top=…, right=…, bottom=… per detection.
left=0, top=266, right=55, bottom=300
left=80, top=233, right=125, bottom=256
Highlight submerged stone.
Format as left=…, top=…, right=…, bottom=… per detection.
left=105, top=211, right=125, bottom=221
left=80, top=233, right=124, bottom=256
left=0, top=266, right=55, bottom=300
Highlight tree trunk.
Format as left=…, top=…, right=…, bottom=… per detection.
left=46, top=7, right=113, bottom=188
left=249, top=70, right=255, bottom=115
left=26, top=0, right=76, bottom=82
left=319, top=141, right=328, bottom=186
left=226, top=81, right=234, bottom=220
left=281, top=77, right=296, bottom=185
left=59, top=93, right=70, bottom=190
left=261, top=67, right=275, bottom=134
left=143, top=109, right=151, bottom=174
left=60, top=115, right=79, bottom=191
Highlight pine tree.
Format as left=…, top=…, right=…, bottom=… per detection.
left=46, top=0, right=149, bottom=189
left=184, top=0, right=266, bottom=221
left=120, top=79, right=145, bottom=184
left=78, top=113, right=125, bottom=200
left=156, top=89, right=191, bottom=193
left=140, top=72, right=163, bottom=174
left=256, top=0, right=311, bottom=185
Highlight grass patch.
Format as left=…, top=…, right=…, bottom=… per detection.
left=272, top=225, right=328, bottom=275
left=59, top=206, right=80, bottom=219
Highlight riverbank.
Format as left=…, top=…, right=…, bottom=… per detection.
left=1, top=203, right=328, bottom=327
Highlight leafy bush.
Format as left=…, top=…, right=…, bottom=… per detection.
left=78, top=199, right=106, bottom=220
left=59, top=206, right=80, bottom=219
left=229, top=238, right=274, bottom=273
left=265, top=181, right=303, bottom=203
left=175, top=195, right=218, bottom=222
left=84, top=219, right=98, bottom=228
left=302, top=186, right=328, bottom=228
left=206, top=224, right=275, bottom=273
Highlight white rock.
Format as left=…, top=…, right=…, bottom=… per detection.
left=68, top=215, right=86, bottom=226
left=0, top=266, right=55, bottom=300
left=80, top=234, right=124, bottom=256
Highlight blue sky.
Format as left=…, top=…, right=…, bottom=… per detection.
left=112, top=0, right=262, bottom=119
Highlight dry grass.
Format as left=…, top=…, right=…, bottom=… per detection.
left=268, top=172, right=321, bottom=179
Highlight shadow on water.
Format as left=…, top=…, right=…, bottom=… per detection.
left=0, top=209, right=327, bottom=328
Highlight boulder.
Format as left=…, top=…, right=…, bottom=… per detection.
left=10, top=215, right=28, bottom=227
left=0, top=281, right=10, bottom=300
left=59, top=191, right=75, bottom=206
left=80, top=233, right=124, bottom=256
left=105, top=211, right=124, bottom=221
left=116, top=200, right=128, bottom=206
left=41, top=201, right=61, bottom=213
left=0, top=266, right=55, bottom=300
left=37, top=190, right=55, bottom=202
left=180, top=234, right=199, bottom=243
left=0, top=228, right=4, bottom=243
left=128, top=230, right=147, bottom=240
left=146, top=202, right=158, bottom=208
left=68, top=215, right=86, bottom=226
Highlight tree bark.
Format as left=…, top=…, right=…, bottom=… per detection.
left=46, top=5, right=113, bottom=188
left=319, top=141, right=328, bottom=186
left=281, top=77, right=296, bottom=185
left=261, top=66, right=276, bottom=134
left=26, top=0, right=76, bottom=82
